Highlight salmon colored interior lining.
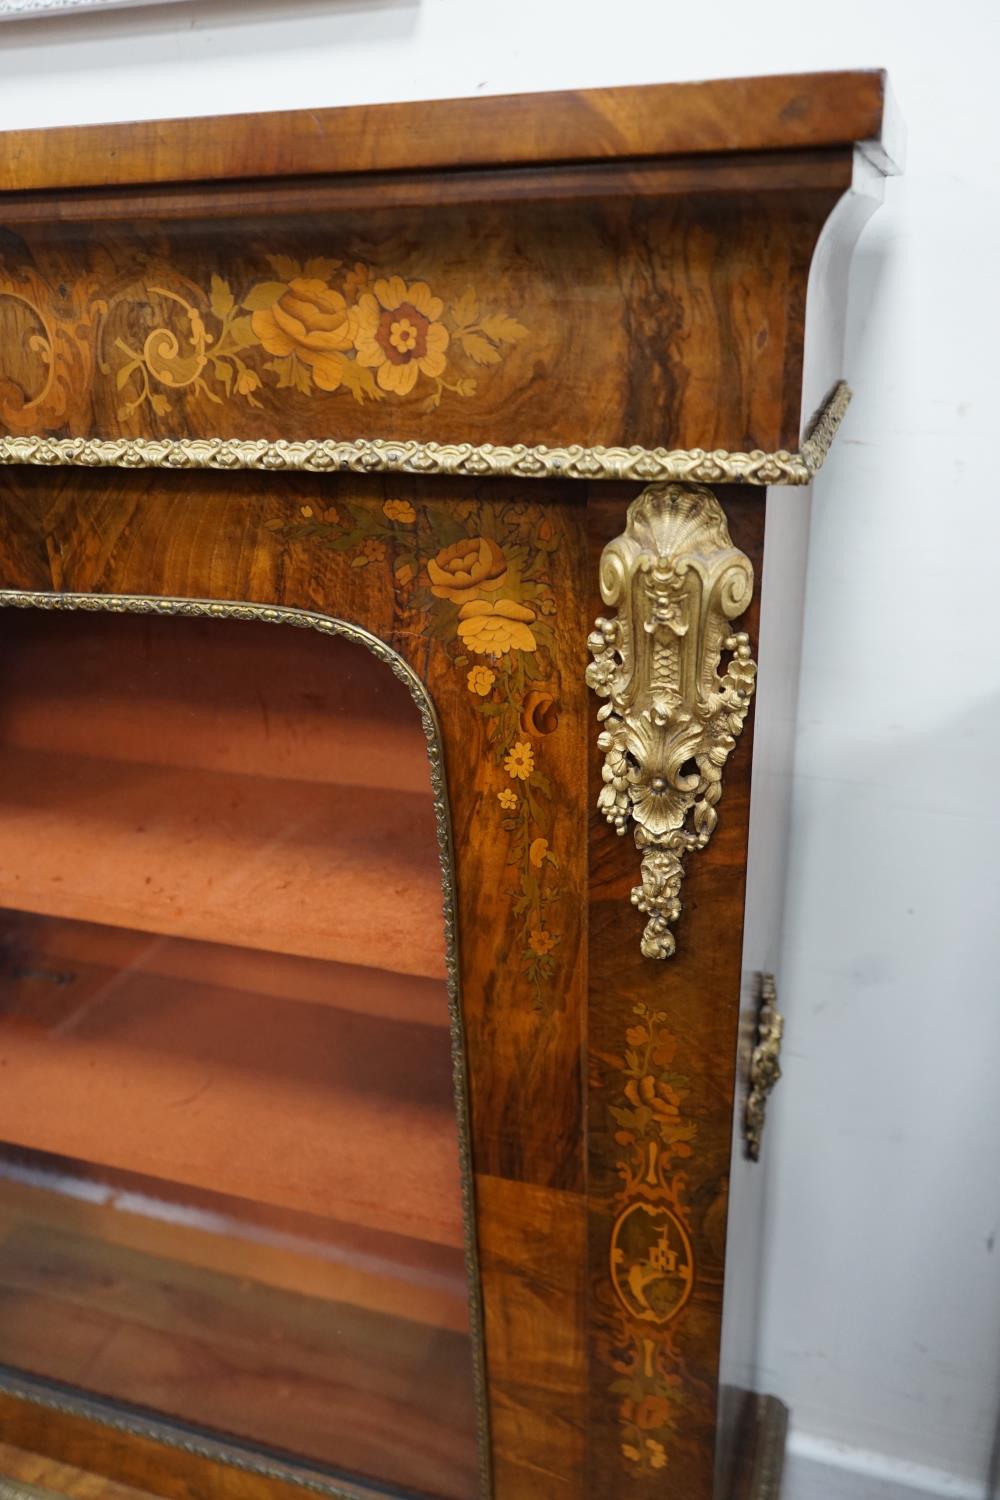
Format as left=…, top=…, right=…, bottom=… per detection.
left=0, top=608, right=464, bottom=1254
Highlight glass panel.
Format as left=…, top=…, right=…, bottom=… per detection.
left=0, top=609, right=478, bottom=1500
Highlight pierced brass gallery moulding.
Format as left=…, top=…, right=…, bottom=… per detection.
left=0, top=383, right=850, bottom=486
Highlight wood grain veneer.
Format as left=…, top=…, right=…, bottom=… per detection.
left=0, top=72, right=899, bottom=193
left=0, top=1439, right=157, bottom=1499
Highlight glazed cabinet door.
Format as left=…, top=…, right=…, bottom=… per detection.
left=0, top=466, right=594, bottom=1500
left=0, top=464, right=769, bottom=1500
left=0, top=568, right=492, bottom=1500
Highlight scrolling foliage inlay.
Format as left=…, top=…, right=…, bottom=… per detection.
left=0, top=254, right=527, bottom=432
left=587, top=483, right=756, bottom=958
left=110, top=263, right=527, bottom=416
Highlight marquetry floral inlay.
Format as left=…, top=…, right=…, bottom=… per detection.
left=266, top=492, right=564, bottom=1001
left=110, top=260, right=528, bottom=418
left=601, top=1001, right=699, bottom=1477
left=0, top=255, right=528, bottom=432
left=0, top=264, right=98, bottom=434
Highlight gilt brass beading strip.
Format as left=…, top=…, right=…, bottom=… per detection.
left=0, top=383, right=850, bottom=485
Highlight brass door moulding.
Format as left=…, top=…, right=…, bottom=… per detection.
left=0, top=383, right=849, bottom=485
left=587, top=482, right=756, bottom=959
left=745, top=974, right=784, bottom=1161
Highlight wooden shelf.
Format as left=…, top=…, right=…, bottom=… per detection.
left=0, top=612, right=433, bottom=795
left=0, top=961, right=464, bottom=1248
left=0, top=745, right=447, bottom=978
left=0, top=1150, right=471, bottom=1334
left=0, top=912, right=452, bottom=1029
left=0, top=1176, right=478, bottom=1499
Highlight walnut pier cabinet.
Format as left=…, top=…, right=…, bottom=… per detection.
left=0, top=72, right=899, bottom=1500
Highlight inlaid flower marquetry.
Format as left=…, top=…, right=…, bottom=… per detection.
left=266, top=491, right=564, bottom=1002
left=113, top=261, right=528, bottom=418
left=0, top=254, right=528, bottom=432
left=597, top=999, right=700, bottom=1477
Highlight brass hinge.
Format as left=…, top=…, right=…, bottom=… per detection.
left=745, top=974, right=784, bottom=1161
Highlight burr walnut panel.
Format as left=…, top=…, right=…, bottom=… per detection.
left=0, top=186, right=842, bottom=454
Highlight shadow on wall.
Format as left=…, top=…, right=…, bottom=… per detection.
left=763, top=687, right=1000, bottom=1481
left=990, top=1357, right=1000, bottom=1500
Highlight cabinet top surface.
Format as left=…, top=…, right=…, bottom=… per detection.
left=0, top=69, right=899, bottom=195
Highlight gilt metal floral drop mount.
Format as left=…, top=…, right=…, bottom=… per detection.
left=587, top=483, right=757, bottom=959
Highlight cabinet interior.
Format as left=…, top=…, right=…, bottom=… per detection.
left=0, top=608, right=478, bottom=1500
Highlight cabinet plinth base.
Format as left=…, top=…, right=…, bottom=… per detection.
left=0, top=1400, right=791, bottom=1500
left=732, top=1394, right=789, bottom=1500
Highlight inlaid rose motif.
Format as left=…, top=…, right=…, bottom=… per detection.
left=103, top=259, right=526, bottom=415
left=383, top=498, right=416, bottom=524
left=250, top=277, right=353, bottom=391
left=458, top=599, right=537, bottom=656
left=624, top=1074, right=682, bottom=1124
left=624, top=1396, right=672, bottom=1431
left=427, top=537, right=507, bottom=603
left=353, top=275, right=450, bottom=395
left=467, top=665, right=496, bottom=696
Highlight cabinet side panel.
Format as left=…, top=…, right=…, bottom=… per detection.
left=714, top=487, right=813, bottom=1490
left=585, top=489, right=765, bottom=1500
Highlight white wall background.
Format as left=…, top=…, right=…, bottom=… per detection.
left=0, top=2, right=997, bottom=1495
